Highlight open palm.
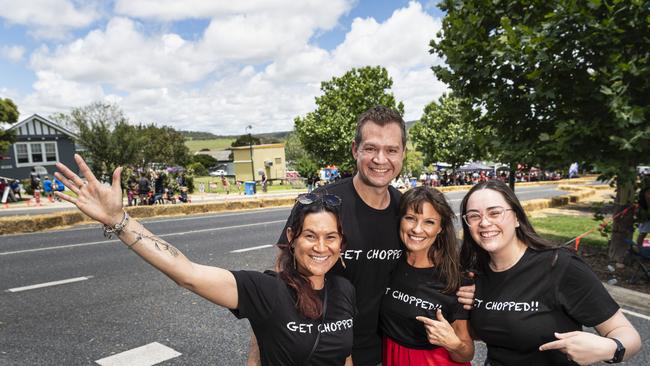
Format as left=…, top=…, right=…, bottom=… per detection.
left=54, top=154, right=124, bottom=226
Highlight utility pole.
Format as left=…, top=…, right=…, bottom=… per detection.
left=245, top=125, right=256, bottom=193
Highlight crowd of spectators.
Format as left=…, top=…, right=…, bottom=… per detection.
left=125, top=170, right=189, bottom=206
left=390, top=169, right=566, bottom=190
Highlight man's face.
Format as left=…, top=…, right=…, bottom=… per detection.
left=352, top=121, right=405, bottom=189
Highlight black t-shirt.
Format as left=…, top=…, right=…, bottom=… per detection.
left=278, top=177, right=403, bottom=365
left=470, top=248, right=619, bottom=366
left=380, top=256, right=468, bottom=349
left=231, top=271, right=355, bottom=366
left=30, top=172, right=40, bottom=189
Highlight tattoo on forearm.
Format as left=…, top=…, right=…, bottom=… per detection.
left=127, top=229, right=179, bottom=257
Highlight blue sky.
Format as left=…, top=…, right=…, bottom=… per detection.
left=0, top=0, right=447, bottom=134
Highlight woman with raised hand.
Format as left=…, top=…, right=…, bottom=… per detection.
left=460, top=180, right=641, bottom=365
left=380, top=186, right=474, bottom=365
left=55, top=154, right=354, bottom=366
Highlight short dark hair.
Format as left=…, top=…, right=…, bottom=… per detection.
left=459, top=180, right=557, bottom=272
left=354, top=105, right=406, bottom=148
left=400, top=186, right=462, bottom=293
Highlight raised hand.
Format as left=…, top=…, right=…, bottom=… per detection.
left=54, top=154, right=124, bottom=226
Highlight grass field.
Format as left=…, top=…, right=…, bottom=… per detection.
left=184, top=138, right=235, bottom=152
left=192, top=176, right=305, bottom=194
left=530, top=214, right=609, bottom=248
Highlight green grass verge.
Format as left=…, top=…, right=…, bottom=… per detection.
left=185, top=138, right=235, bottom=152
left=192, top=176, right=305, bottom=194
left=530, top=214, right=608, bottom=248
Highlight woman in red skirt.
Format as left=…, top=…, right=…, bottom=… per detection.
left=380, top=186, right=474, bottom=365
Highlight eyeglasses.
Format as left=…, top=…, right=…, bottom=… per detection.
left=296, top=193, right=342, bottom=207
left=462, top=207, right=513, bottom=226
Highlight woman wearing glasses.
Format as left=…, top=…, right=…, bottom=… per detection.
left=380, top=186, right=474, bottom=365
left=460, top=180, right=640, bottom=365
left=54, top=155, right=354, bottom=365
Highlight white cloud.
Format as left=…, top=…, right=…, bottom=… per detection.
left=0, top=0, right=99, bottom=39
left=329, top=1, right=447, bottom=120
left=0, top=45, right=26, bottom=62
left=22, top=70, right=105, bottom=116
left=332, top=1, right=441, bottom=70
left=18, top=0, right=447, bottom=134
left=30, top=17, right=211, bottom=90
left=114, top=0, right=351, bottom=29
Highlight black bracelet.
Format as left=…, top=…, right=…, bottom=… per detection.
left=604, top=337, right=625, bottom=364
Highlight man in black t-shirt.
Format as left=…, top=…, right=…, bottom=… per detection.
left=248, top=106, right=408, bottom=366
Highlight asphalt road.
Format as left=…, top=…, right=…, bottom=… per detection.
left=2, top=186, right=648, bottom=365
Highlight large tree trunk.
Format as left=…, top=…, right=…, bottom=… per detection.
left=509, top=165, right=516, bottom=192
left=608, top=177, right=635, bottom=264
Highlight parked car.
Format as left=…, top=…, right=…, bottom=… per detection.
left=209, top=169, right=226, bottom=176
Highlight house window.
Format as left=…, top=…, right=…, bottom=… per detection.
left=16, top=144, right=29, bottom=164
left=275, top=157, right=282, bottom=164
left=45, top=143, right=57, bottom=162
left=31, top=144, right=43, bottom=163
left=14, top=141, right=59, bottom=166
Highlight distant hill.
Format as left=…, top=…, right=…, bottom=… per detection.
left=182, top=130, right=293, bottom=153
left=182, top=122, right=413, bottom=143
left=406, top=120, right=418, bottom=130
left=181, top=130, right=291, bottom=142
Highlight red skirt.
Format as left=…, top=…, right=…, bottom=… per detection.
left=382, top=336, right=471, bottom=366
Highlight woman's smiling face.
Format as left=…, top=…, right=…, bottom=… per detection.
left=400, top=202, right=442, bottom=258
left=288, top=211, right=342, bottom=288
left=465, top=188, right=519, bottom=255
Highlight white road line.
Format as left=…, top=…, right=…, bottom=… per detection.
left=230, top=244, right=274, bottom=253
left=0, top=207, right=291, bottom=237
left=6, top=276, right=92, bottom=292
left=622, top=308, right=650, bottom=321
left=95, top=342, right=181, bottom=366
left=0, top=220, right=287, bottom=256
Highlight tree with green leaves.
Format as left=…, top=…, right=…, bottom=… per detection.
left=51, top=102, right=190, bottom=180
left=293, top=156, right=320, bottom=180
left=190, top=154, right=218, bottom=170
left=284, top=132, right=307, bottom=166
left=410, top=94, right=483, bottom=171
left=138, top=124, right=190, bottom=168
left=0, top=98, right=19, bottom=153
left=403, top=150, right=425, bottom=178
left=294, top=66, right=404, bottom=172
left=51, top=102, right=136, bottom=179
left=231, top=134, right=261, bottom=147
left=431, top=0, right=650, bottom=262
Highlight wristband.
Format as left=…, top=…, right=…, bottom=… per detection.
left=103, top=210, right=129, bottom=239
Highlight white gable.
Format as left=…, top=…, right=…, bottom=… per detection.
left=9, top=114, right=77, bottom=139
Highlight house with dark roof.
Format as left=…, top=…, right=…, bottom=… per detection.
left=0, top=114, right=79, bottom=179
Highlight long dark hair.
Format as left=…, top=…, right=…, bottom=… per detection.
left=400, top=186, right=461, bottom=293
left=459, top=180, right=557, bottom=272
left=277, top=201, right=346, bottom=319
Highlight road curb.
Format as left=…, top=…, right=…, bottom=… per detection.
left=0, top=196, right=295, bottom=235
left=603, top=282, right=650, bottom=314
left=0, top=180, right=599, bottom=236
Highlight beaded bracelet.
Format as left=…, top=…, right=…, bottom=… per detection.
left=103, top=210, right=129, bottom=239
